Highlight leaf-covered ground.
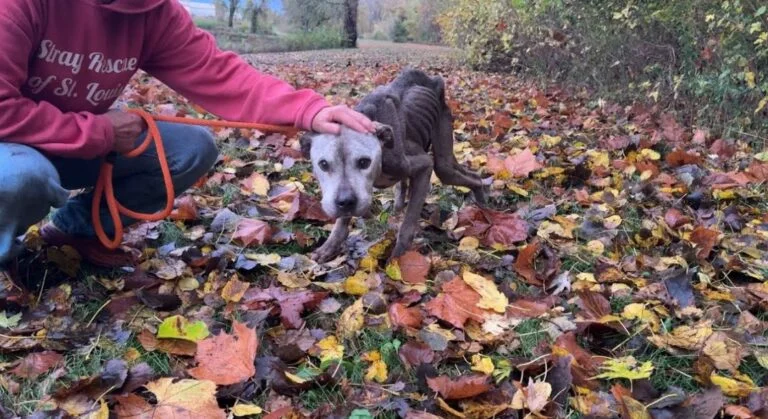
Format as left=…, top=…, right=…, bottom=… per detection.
left=2, top=42, right=768, bottom=418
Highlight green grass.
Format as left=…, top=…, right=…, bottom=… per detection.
left=512, top=319, right=550, bottom=357
left=158, top=221, right=190, bottom=246
left=636, top=349, right=698, bottom=393
left=610, top=295, right=633, bottom=313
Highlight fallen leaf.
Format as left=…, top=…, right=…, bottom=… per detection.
left=388, top=302, right=423, bottom=329
left=398, top=341, right=434, bottom=368
left=232, top=404, right=264, bottom=417
left=462, top=270, right=508, bottom=313
left=710, top=372, right=756, bottom=397
left=505, top=148, right=543, bottom=178
left=157, top=315, right=210, bottom=342
left=233, top=219, right=272, bottom=246
left=594, top=356, right=653, bottom=381
left=690, top=226, right=719, bottom=260
left=138, top=329, right=197, bottom=356
left=362, top=351, right=388, bottom=383
left=702, top=332, right=744, bottom=373
left=622, top=303, right=661, bottom=332
left=170, top=196, right=199, bottom=221
left=242, top=286, right=327, bottom=329
left=470, top=354, right=494, bottom=375
left=396, top=251, right=431, bottom=284
left=426, top=374, right=491, bottom=400
left=10, top=351, right=63, bottom=379
left=313, top=335, right=344, bottom=365
left=425, top=276, right=487, bottom=328
left=188, top=321, right=258, bottom=385
left=114, top=378, right=226, bottom=418
left=510, top=379, right=551, bottom=414
left=241, top=172, right=270, bottom=196
left=338, top=298, right=365, bottom=338
left=221, top=274, right=250, bottom=303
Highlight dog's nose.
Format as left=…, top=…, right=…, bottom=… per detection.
left=335, top=195, right=358, bottom=211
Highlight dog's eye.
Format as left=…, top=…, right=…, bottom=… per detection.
left=357, top=158, right=372, bottom=170
left=318, top=160, right=330, bottom=172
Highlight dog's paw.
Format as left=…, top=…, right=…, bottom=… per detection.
left=472, top=187, right=489, bottom=207
left=311, top=245, right=342, bottom=264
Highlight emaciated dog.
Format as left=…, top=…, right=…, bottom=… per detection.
left=300, top=69, right=486, bottom=262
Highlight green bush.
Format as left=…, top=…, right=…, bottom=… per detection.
left=194, top=17, right=219, bottom=31
left=391, top=15, right=410, bottom=43
left=439, top=0, right=768, bottom=136
left=281, top=28, right=344, bottom=51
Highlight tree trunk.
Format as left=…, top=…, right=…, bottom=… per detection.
left=342, top=0, right=358, bottom=48
left=228, top=0, right=237, bottom=28
left=250, top=7, right=259, bottom=33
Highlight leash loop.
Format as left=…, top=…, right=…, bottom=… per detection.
left=91, top=109, right=299, bottom=250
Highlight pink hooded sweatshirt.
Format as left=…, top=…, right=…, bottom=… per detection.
left=0, top=0, right=330, bottom=159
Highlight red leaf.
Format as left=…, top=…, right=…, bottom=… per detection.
left=513, top=240, right=561, bottom=287
left=169, top=196, right=199, bottom=221
left=396, top=251, right=430, bottom=284
left=188, top=322, right=258, bottom=385
left=665, top=149, right=702, bottom=167
left=456, top=207, right=529, bottom=248
left=398, top=341, right=435, bottom=367
left=425, top=277, right=487, bottom=328
left=242, top=287, right=327, bottom=329
left=388, top=303, right=423, bottom=329
left=690, top=226, right=719, bottom=260
left=504, top=148, right=542, bottom=178
left=664, top=208, right=691, bottom=229
left=426, top=375, right=491, bottom=400
left=10, top=351, right=63, bottom=378
left=660, top=114, right=684, bottom=144
left=232, top=219, right=272, bottom=246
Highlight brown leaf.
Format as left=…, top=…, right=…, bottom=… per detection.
left=425, top=277, right=487, bottom=328
left=137, top=329, right=197, bottom=356
left=221, top=274, right=250, bottom=303
left=702, top=332, right=744, bottom=373
left=577, top=291, right=611, bottom=320
left=664, top=208, right=691, bottom=229
left=426, top=374, right=491, bottom=400
left=233, top=219, right=272, bottom=247
left=388, top=302, right=423, bottom=329
left=690, top=226, right=719, bottom=260
left=242, top=286, right=327, bottom=329
left=665, top=149, right=702, bottom=167
left=188, top=322, right=258, bottom=385
left=456, top=207, right=529, bottom=248
left=660, top=114, right=684, bottom=144
left=513, top=240, right=560, bottom=287
left=169, top=196, right=199, bottom=221
left=398, top=341, right=435, bottom=368
left=396, top=251, right=430, bottom=284
left=114, top=378, right=226, bottom=419
left=10, top=351, right=63, bottom=379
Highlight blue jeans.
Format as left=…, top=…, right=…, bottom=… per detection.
left=0, top=122, right=218, bottom=265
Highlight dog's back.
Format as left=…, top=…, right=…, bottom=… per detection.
left=355, top=69, right=448, bottom=159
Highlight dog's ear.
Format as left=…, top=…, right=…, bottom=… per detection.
left=373, top=122, right=395, bottom=149
left=299, top=132, right=314, bottom=159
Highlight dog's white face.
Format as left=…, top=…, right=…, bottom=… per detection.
left=302, top=126, right=386, bottom=219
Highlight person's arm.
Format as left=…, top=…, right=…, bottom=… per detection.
left=142, top=2, right=373, bottom=134
left=142, top=1, right=330, bottom=131
left=0, top=1, right=115, bottom=159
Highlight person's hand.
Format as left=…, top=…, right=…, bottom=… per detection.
left=105, top=111, right=146, bottom=154
left=311, top=105, right=375, bottom=135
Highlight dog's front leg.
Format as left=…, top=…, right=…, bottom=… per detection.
left=392, top=155, right=433, bottom=258
left=313, top=217, right=352, bottom=263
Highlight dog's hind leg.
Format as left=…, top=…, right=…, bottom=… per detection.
left=394, top=179, right=408, bottom=214
left=432, top=114, right=488, bottom=205
left=312, top=217, right=352, bottom=263
left=392, top=155, right=433, bottom=258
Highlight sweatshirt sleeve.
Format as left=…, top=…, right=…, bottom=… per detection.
left=142, top=1, right=330, bottom=131
left=0, top=1, right=114, bottom=159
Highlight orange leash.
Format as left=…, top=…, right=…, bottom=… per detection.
left=92, top=108, right=298, bottom=250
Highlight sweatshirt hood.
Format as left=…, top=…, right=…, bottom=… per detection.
left=94, top=0, right=168, bottom=14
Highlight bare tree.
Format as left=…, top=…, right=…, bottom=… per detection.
left=227, top=0, right=239, bottom=28
left=341, top=0, right=359, bottom=48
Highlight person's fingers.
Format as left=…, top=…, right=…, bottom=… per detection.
left=333, top=108, right=373, bottom=133
left=316, top=121, right=341, bottom=135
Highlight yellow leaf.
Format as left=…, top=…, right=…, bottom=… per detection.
left=462, top=270, right=508, bottom=313
left=594, top=356, right=653, bottom=381
left=622, top=303, right=660, bottom=332
left=745, top=71, right=757, bottom=89
left=315, top=336, right=344, bottom=364
left=231, top=404, right=263, bottom=416
left=277, top=271, right=310, bottom=289
left=755, top=350, right=768, bottom=370
left=221, top=274, right=249, bottom=303
left=710, top=372, right=757, bottom=397
left=756, top=96, right=768, bottom=114
left=178, top=277, right=200, bottom=291
left=458, top=236, right=480, bottom=251
left=244, top=172, right=270, bottom=196
left=123, top=348, right=141, bottom=362
left=243, top=253, right=281, bottom=265
left=586, top=240, right=605, bottom=256
left=344, top=271, right=370, bottom=296
left=713, top=189, right=736, bottom=200
left=755, top=151, right=768, bottom=162
left=284, top=371, right=310, bottom=384
left=362, top=351, right=388, bottom=383
left=647, top=323, right=713, bottom=350
left=385, top=260, right=402, bottom=281
left=702, top=331, right=744, bottom=372
left=511, top=379, right=552, bottom=413
left=639, top=149, right=660, bottom=160
left=604, top=215, right=623, bottom=229
left=470, top=354, right=495, bottom=375
left=338, top=298, right=365, bottom=338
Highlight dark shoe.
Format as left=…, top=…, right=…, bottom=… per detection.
left=40, top=223, right=140, bottom=268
